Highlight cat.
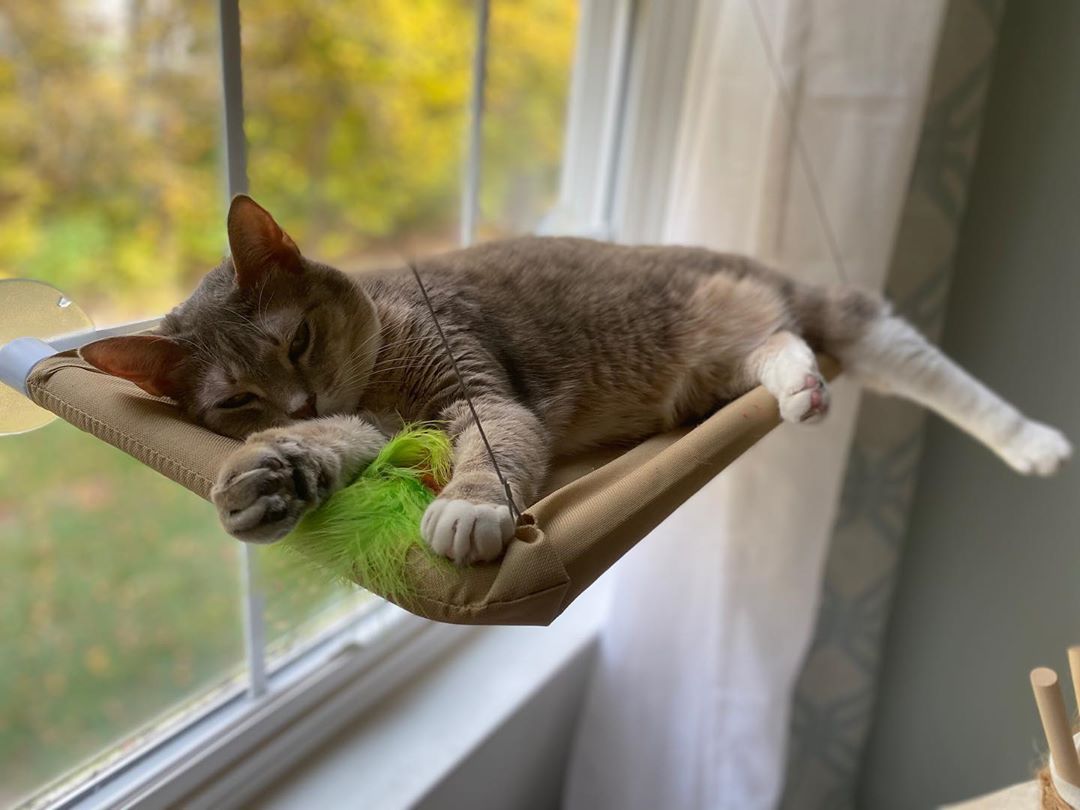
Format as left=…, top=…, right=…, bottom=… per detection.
left=81, top=195, right=1072, bottom=565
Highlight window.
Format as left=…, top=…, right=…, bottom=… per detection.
left=0, top=1, right=580, bottom=806
left=1, top=5, right=240, bottom=804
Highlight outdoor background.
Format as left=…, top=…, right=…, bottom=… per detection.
left=0, top=0, right=577, bottom=802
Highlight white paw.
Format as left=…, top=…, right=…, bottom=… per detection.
left=996, top=420, right=1073, bottom=477
left=778, top=372, right=830, bottom=424
left=421, top=499, right=516, bottom=565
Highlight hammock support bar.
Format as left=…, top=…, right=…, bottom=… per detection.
left=0, top=337, right=55, bottom=395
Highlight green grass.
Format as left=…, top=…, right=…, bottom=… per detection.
left=0, top=419, right=355, bottom=803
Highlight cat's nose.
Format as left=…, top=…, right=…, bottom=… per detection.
left=289, top=394, right=317, bottom=420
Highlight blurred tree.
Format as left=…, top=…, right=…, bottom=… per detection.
left=0, top=0, right=576, bottom=318
left=0, top=1, right=223, bottom=316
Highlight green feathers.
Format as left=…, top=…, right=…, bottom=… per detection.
left=277, top=425, right=453, bottom=602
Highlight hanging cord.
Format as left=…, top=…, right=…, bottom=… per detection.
left=745, top=0, right=850, bottom=285
left=407, top=262, right=523, bottom=523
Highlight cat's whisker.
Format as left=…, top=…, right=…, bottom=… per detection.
left=368, top=336, right=434, bottom=358
left=376, top=334, right=432, bottom=349
left=368, top=362, right=425, bottom=377
left=370, top=340, right=438, bottom=362
left=369, top=360, right=426, bottom=376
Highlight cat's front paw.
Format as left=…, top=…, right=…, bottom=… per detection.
left=421, top=498, right=516, bottom=565
left=211, top=436, right=327, bottom=543
left=996, top=419, right=1072, bottom=477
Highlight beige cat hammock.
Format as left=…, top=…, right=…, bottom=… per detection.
left=0, top=282, right=837, bottom=625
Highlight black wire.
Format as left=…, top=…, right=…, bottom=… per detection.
left=407, top=261, right=522, bottom=522
left=745, top=0, right=850, bottom=286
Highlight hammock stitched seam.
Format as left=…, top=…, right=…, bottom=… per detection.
left=27, top=383, right=215, bottom=492
left=402, top=578, right=569, bottom=614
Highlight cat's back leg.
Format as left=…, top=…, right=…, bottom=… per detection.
left=673, top=266, right=829, bottom=423
left=745, top=331, right=830, bottom=423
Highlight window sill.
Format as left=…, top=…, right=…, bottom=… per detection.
left=250, top=585, right=607, bottom=810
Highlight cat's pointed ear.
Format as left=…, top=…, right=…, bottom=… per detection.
left=227, top=194, right=302, bottom=289
left=80, top=335, right=189, bottom=399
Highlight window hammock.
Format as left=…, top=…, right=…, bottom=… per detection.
left=0, top=0, right=845, bottom=627
left=18, top=347, right=839, bottom=625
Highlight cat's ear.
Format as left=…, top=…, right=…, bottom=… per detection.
left=80, top=335, right=189, bottom=399
left=227, top=194, right=302, bottom=289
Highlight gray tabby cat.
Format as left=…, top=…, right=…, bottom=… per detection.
left=82, top=196, right=1071, bottom=564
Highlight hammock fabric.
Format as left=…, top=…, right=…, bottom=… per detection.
left=25, top=351, right=839, bottom=626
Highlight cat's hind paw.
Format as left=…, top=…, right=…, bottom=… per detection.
left=996, top=420, right=1072, bottom=477
left=778, top=373, right=830, bottom=424
left=421, top=499, right=516, bottom=565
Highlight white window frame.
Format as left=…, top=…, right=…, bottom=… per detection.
left=12, top=0, right=677, bottom=806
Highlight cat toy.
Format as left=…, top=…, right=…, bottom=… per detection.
left=278, top=424, right=454, bottom=603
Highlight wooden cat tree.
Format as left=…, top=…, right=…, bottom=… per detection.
left=1030, top=649, right=1080, bottom=808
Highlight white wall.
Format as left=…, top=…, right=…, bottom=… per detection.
left=414, top=646, right=593, bottom=810
left=253, top=602, right=601, bottom=810
left=859, top=2, right=1080, bottom=806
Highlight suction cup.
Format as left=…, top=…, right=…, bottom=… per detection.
left=0, top=279, right=94, bottom=436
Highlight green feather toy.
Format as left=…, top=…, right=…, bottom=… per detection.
left=276, top=425, right=454, bottom=602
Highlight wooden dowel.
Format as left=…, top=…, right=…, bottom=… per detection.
left=1032, top=667, right=1080, bottom=786
left=1068, top=647, right=1080, bottom=716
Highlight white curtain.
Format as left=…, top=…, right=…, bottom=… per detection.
left=563, top=2, right=946, bottom=808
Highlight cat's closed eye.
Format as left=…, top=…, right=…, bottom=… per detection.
left=218, top=392, right=259, bottom=409
left=289, top=320, right=311, bottom=363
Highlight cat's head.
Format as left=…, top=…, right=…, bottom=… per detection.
left=81, top=195, right=381, bottom=438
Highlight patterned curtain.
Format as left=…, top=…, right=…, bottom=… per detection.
left=780, top=1, right=1006, bottom=807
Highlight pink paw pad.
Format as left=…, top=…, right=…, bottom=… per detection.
left=800, top=374, right=829, bottom=421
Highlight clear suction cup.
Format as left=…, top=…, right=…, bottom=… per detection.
left=0, top=279, right=94, bottom=436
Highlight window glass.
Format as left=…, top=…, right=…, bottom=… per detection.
left=481, top=0, right=579, bottom=237
left=0, top=0, right=581, bottom=800
left=241, top=1, right=474, bottom=272
left=0, top=3, right=240, bottom=801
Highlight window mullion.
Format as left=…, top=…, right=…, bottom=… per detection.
left=218, top=0, right=249, bottom=198
left=593, top=0, right=636, bottom=237
left=216, top=0, right=268, bottom=700
left=461, top=0, right=491, bottom=248
left=540, top=0, right=638, bottom=239
left=239, top=546, right=268, bottom=698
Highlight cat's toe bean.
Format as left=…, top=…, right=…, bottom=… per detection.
left=421, top=499, right=514, bottom=565
left=225, top=494, right=286, bottom=537
left=778, top=374, right=830, bottom=424
left=212, top=442, right=319, bottom=542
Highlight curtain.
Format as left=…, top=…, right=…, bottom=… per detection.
left=563, top=1, right=945, bottom=808
left=781, top=2, right=1006, bottom=807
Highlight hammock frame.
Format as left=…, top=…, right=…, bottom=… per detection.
left=17, top=347, right=838, bottom=625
